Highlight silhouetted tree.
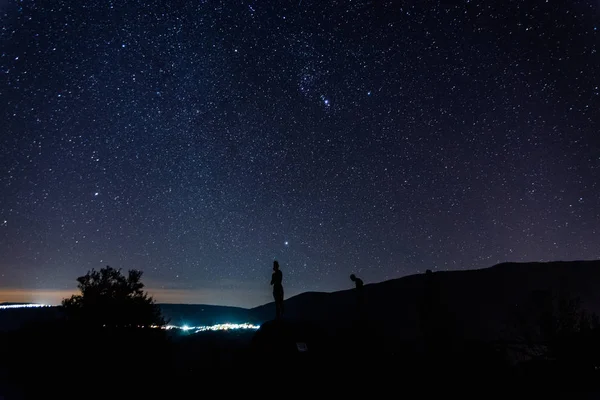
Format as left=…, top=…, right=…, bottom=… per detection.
left=62, top=265, right=165, bottom=328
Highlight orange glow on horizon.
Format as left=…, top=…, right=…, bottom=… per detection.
left=0, top=289, right=77, bottom=305
left=0, top=287, right=278, bottom=308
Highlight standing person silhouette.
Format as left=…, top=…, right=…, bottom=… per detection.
left=271, top=260, right=284, bottom=319
left=350, top=273, right=364, bottom=310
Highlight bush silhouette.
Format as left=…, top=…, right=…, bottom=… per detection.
left=510, top=289, right=600, bottom=378
left=62, top=265, right=165, bottom=328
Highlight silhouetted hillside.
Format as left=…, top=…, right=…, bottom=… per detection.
left=2, top=260, right=600, bottom=396
left=250, top=260, right=600, bottom=346
left=3, top=260, right=600, bottom=342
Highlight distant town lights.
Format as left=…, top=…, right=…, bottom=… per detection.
left=0, top=305, right=260, bottom=333
left=0, top=303, right=50, bottom=310
left=156, top=323, right=260, bottom=332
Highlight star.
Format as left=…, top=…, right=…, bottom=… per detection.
left=0, top=0, right=597, bottom=308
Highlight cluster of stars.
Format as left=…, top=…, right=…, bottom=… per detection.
left=0, top=0, right=598, bottom=307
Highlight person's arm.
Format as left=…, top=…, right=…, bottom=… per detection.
left=270, top=274, right=274, bottom=285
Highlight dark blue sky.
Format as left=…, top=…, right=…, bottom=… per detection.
left=1, top=0, right=599, bottom=307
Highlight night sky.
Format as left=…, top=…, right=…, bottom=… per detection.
left=1, top=0, right=599, bottom=307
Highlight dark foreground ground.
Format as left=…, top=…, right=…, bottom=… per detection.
left=1, top=318, right=599, bottom=399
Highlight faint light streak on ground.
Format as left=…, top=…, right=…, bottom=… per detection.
left=0, top=303, right=50, bottom=309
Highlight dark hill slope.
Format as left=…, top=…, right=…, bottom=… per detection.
left=250, top=260, right=600, bottom=343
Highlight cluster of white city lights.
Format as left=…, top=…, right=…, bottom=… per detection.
left=193, top=323, right=260, bottom=332
left=159, top=323, right=260, bottom=332
left=0, top=303, right=50, bottom=310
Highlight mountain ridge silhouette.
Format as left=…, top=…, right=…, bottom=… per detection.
left=249, top=259, right=600, bottom=343
left=1, top=260, right=599, bottom=338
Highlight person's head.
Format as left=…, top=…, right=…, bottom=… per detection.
left=350, top=274, right=356, bottom=281
left=273, top=260, right=279, bottom=271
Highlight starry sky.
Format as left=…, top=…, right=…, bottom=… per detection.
left=1, top=0, right=599, bottom=307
